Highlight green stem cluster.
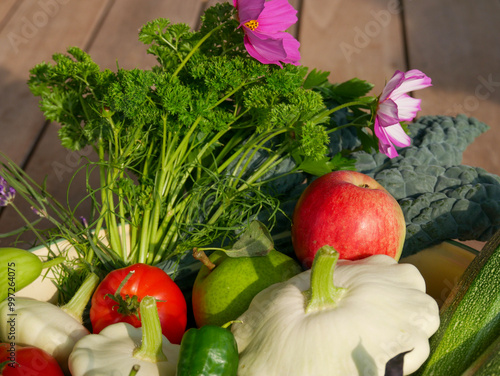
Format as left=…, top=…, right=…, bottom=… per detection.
left=95, top=30, right=301, bottom=266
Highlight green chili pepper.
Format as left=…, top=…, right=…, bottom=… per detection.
left=176, top=324, right=239, bottom=376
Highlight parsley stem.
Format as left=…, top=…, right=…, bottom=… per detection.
left=94, top=140, right=107, bottom=249
left=312, top=100, right=371, bottom=124
left=210, top=79, right=256, bottom=110
left=171, top=23, right=224, bottom=80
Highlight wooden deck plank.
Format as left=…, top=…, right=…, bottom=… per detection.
left=0, top=0, right=206, bottom=247
left=299, top=0, right=407, bottom=94
left=0, top=125, right=99, bottom=248
left=0, top=0, right=112, bottom=166
left=0, top=0, right=19, bottom=29
left=88, top=0, right=204, bottom=70
left=403, top=0, right=500, bottom=177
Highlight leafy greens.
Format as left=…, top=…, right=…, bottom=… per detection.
left=24, top=3, right=377, bottom=268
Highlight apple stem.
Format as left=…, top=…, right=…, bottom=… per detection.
left=193, top=248, right=216, bottom=271
left=304, top=246, right=346, bottom=314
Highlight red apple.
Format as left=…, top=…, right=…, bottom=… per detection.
left=291, top=170, right=406, bottom=268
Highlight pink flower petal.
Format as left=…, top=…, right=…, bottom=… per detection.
left=235, top=0, right=265, bottom=23
left=379, top=70, right=405, bottom=102
left=384, top=123, right=411, bottom=147
left=395, top=94, right=422, bottom=122
left=236, top=0, right=300, bottom=66
left=374, top=68, right=431, bottom=157
left=374, top=118, right=399, bottom=158
left=256, top=0, right=298, bottom=33
left=376, top=98, right=400, bottom=127
left=244, top=32, right=287, bottom=66
left=374, top=118, right=410, bottom=158
left=392, top=69, right=432, bottom=97
left=273, top=31, right=301, bottom=65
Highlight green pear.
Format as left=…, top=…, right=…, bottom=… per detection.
left=192, top=249, right=302, bottom=327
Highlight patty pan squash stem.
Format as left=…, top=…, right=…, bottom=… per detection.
left=305, top=246, right=346, bottom=313
left=133, top=296, right=168, bottom=362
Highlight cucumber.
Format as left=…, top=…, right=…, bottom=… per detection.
left=414, top=230, right=500, bottom=375
left=0, top=247, right=43, bottom=301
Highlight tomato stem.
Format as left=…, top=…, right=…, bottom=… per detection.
left=133, top=296, right=168, bottom=362
left=304, top=246, right=346, bottom=314
left=105, top=270, right=141, bottom=319
left=61, top=272, right=99, bottom=322
left=114, top=270, right=136, bottom=296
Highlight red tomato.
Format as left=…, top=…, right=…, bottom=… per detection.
left=90, top=263, right=187, bottom=344
left=0, top=343, right=64, bottom=376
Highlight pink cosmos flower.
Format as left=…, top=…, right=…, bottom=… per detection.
left=233, top=0, right=300, bottom=67
left=374, top=69, right=432, bottom=158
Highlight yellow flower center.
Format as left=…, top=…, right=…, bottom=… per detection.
left=244, top=20, right=259, bottom=31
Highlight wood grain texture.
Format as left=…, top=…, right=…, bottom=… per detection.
left=0, top=0, right=206, bottom=246
left=88, top=0, right=204, bottom=70
left=0, top=0, right=111, bottom=165
left=0, top=0, right=19, bottom=30
left=299, top=0, right=406, bottom=94
left=403, top=0, right=500, bottom=176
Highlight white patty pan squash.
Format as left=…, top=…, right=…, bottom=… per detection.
left=69, top=296, right=180, bottom=376
left=231, top=246, right=440, bottom=376
left=0, top=273, right=99, bottom=374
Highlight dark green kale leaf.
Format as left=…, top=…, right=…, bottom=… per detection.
left=399, top=165, right=500, bottom=256
left=352, top=115, right=499, bottom=256
left=266, top=114, right=500, bottom=258
left=354, top=114, right=490, bottom=174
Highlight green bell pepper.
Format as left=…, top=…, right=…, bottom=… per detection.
left=176, top=324, right=239, bottom=376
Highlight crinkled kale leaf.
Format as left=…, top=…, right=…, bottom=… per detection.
left=268, top=114, right=500, bottom=258
left=353, top=114, right=500, bottom=257
left=354, top=115, right=489, bottom=174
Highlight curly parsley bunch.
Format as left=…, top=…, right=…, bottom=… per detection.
left=24, top=3, right=373, bottom=268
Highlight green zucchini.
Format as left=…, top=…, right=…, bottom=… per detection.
left=414, top=230, right=500, bottom=375
left=461, top=335, right=500, bottom=375
left=0, top=247, right=43, bottom=301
